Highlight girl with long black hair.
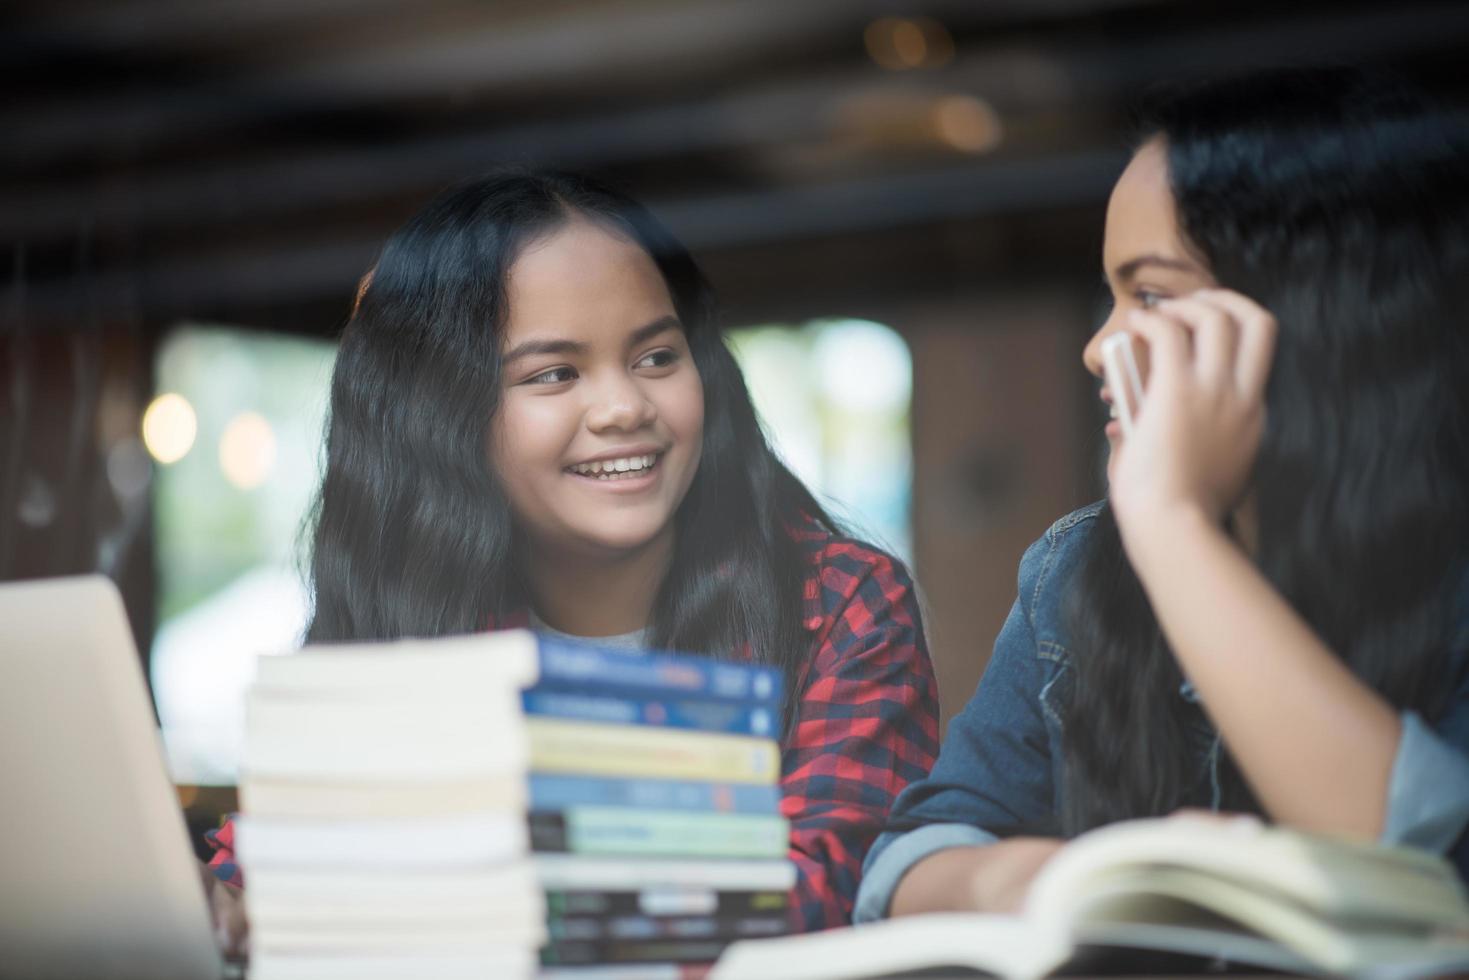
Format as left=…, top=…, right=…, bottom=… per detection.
left=204, top=170, right=939, bottom=934
left=855, top=67, right=1469, bottom=921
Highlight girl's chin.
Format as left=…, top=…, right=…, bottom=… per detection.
left=561, top=520, right=675, bottom=560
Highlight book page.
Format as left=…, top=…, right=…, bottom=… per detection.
left=710, top=912, right=1063, bottom=980
left=1028, top=817, right=1469, bottom=929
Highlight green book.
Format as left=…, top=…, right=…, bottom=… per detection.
left=530, top=806, right=789, bottom=859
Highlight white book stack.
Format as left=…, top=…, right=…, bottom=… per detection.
left=234, top=635, right=547, bottom=980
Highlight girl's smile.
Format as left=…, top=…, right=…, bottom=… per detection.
left=564, top=448, right=665, bottom=488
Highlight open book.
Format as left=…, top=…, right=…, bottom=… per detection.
left=712, top=816, right=1469, bottom=979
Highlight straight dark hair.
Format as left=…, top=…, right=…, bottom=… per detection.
left=1061, top=68, right=1469, bottom=833
left=305, top=170, right=840, bottom=720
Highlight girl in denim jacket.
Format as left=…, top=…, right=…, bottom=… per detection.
left=857, top=68, right=1469, bottom=920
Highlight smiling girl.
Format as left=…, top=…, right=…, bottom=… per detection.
left=855, top=68, right=1469, bottom=921
left=204, top=171, right=939, bottom=937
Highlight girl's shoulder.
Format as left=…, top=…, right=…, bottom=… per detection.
left=787, top=516, right=917, bottom=632
left=1016, top=501, right=1105, bottom=653
left=1018, top=499, right=1103, bottom=586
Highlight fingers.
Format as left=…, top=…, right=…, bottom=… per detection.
left=1192, top=288, right=1277, bottom=401
left=1138, top=289, right=1276, bottom=403
left=1126, top=308, right=1191, bottom=393
left=203, top=869, right=250, bottom=958
left=215, top=882, right=251, bottom=957
left=225, top=884, right=251, bottom=957
left=1154, top=295, right=1238, bottom=386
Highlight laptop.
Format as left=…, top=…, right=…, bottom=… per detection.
left=0, top=575, right=230, bottom=980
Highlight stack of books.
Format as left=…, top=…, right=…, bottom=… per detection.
left=233, top=630, right=792, bottom=980
left=524, top=641, right=793, bottom=975
left=235, top=634, right=546, bottom=980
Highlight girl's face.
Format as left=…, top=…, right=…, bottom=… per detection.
left=490, top=218, right=705, bottom=562
left=1085, top=138, right=1215, bottom=478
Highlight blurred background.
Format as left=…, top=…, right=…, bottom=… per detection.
left=5, top=0, right=1469, bottom=797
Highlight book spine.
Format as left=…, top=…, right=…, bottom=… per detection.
left=533, top=636, right=782, bottom=705
left=243, top=691, right=526, bottom=781
left=530, top=808, right=789, bottom=859
left=529, top=773, right=781, bottom=815
left=522, top=689, right=778, bottom=737
left=538, top=967, right=710, bottom=980
left=547, top=913, right=790, bottom=943
left=252, top=920, right=547, bottom=953
left=534, top=854, right=797, bottom=892
left=255, top=950, right=540, bottom=980
left=527, top=718, right=781, bottom=785
left=540, top=938, right=732, bottom=967
left=544, top=889, right=789, bottom=919
left=246, top=863, right=542, bottom=908
left=236, top=813, right=527, bottom=869
left=242, top=774, right=527, bottom=820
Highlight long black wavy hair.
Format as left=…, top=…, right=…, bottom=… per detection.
left=305, top=170, right=840, bottom=717
left=1061, top=68, right=1469, bottom=834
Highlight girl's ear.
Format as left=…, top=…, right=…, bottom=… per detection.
left=352, top=268, right=376, bottom=316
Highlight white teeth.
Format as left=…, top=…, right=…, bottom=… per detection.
left=1109, top=404, right=1120, bottom=419
left=568, top=454, right=659, bottom=479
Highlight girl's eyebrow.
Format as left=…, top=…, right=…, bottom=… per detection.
left=502, top=337, right=588, bottom=365
left=1110, top=254, right=1198, bottom=283
left=502, top=315, right=682, bottom=366
left=626, top=315, right=681, bottom=349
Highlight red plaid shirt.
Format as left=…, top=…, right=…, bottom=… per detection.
left=208, top=524, right=939, bottom=930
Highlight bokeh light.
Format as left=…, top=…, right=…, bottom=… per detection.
left=141, top=393, right=198, bottom=464
left=932, top=94, right=1003, bottom=154
left=864, top=16, right=954, bottom=71
left=218, top=411, right=277, bottom=490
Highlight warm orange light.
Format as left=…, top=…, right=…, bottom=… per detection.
left=865, top=16, right=954, bottom=71
left=932, top=95, right=1003, bottom=153
left=891, top=20, right=928, bottom=68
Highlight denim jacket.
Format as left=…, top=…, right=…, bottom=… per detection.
left=855, top=502, right=1469, bottom=922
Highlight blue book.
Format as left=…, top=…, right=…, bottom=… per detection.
left=522, top=689, right=778, bottom=737
left=260, top=630, right=780, bottom=709
left=529, top=773, right=782, bottom=815
left=530, top=634, right=782, bottom=706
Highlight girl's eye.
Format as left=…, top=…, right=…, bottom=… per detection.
left=1136, top=290, right=1165, bottom=310
left=525, top=366, right=577, bottom=385
left=634, top=348, right=679, bottom=370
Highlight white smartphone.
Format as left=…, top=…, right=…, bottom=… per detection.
left=1101, top=332, right=1146, bottom=436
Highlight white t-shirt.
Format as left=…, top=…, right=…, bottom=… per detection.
left=527, top=610, right=649, bottom=655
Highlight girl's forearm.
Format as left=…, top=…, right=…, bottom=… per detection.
left=1124, top=505, right=1400, bottom=838
left=889, top=838, right=1064, bottom=917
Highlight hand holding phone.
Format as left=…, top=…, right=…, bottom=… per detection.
left=1101, top=332, right=1146, bottom=437
left=1104, top=290, right=1276, bottom=537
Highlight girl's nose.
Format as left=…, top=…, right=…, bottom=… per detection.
left=1083, top=307, right=1127, bottom=379
left=585, top=373, right=657, bottom=432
